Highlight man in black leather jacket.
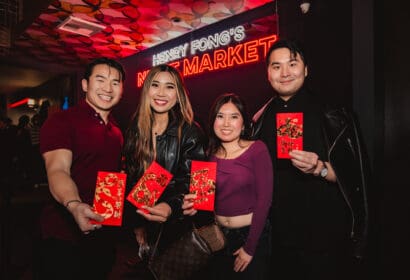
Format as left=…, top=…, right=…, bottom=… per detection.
left=252, top=39, right=369, bottom=280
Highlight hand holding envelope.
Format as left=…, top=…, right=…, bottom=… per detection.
left=137, top=202, right=172, bottom=222
left=126, top=160, right=217, bottom=224
left=189, top=161, right=217, bottom=211
left=126, top=161, right=173, bottom=221
left=91, top=171, right=127, bottom=226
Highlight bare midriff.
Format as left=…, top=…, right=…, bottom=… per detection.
left=216, top=213, right=253, bottom=228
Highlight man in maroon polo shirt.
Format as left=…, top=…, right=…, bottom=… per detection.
left=36, top=57, right=125, bottom=279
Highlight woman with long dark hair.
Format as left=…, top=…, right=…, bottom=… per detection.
left=183, top=93, right=273, bottom=279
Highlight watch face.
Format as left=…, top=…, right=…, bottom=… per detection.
left=320, top=167, right=328, bottom=178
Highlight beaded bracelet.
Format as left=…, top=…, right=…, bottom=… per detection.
left=65, top=199, right=82, bottom=208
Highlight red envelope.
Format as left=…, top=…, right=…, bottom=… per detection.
left=189, top=161, right=217, bottom=211
left=92, top=171, right=127, bottom=226
left=126, top=161, right=172, bottom=213
left=276, top=112, right=303, bottom=159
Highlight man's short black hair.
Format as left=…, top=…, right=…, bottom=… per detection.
left=265, top=39, right=307, bottom=67
left=83, top=57, right=126, bottom=82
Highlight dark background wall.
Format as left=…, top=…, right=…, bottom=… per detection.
left=376, top=0, right=410, bottom=278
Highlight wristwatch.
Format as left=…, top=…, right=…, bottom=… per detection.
left=320, top=167, right=328, bottom=178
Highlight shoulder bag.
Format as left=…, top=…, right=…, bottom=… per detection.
left=148, top=222, right=225, bottom=280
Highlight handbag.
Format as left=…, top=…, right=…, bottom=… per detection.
left=195, top=222, right=225, bottom=253
left=148, top=222, right=225, bottom=280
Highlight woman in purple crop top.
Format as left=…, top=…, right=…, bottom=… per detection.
left=183, top=93, right=273, bottom=279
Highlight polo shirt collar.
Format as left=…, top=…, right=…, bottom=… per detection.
left=78, top=99, right=116, bottom=125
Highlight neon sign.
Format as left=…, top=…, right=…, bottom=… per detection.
left=8, top=98, right=30, bottom=108
left=153, top=43, right=189, bottom=66
left=190, top=26, right=246, bottom=55
left=137, top=34, right=277, bottom=88
left=152, top=25, right=246, bottom=66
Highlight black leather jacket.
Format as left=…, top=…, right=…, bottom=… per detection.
left=252, top=99, right=369, bottom=259
left=124, top=116, right=208, bottom=253
left=126, top=116, right=207, bottom=220
left=321, top=107, right=369, bottom=259
left=154, top=118, right=207, bottom=219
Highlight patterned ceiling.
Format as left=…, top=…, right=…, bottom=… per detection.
left=12, top=0, right=273, bottom=67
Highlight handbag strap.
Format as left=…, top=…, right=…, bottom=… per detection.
left=149, top=223, right=164, bottom=262
left=192, top=211, right=219, bottom=229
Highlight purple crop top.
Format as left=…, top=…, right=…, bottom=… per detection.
left=210, top=140, right=273, bottom=255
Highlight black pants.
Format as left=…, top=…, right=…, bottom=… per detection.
left=205, top=221, right=271, bottom=280
left=33, top=234, right=116, bottom=280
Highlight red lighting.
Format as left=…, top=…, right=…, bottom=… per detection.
left=137, top=70, right=150, bottom=88
left=136, top=34, right=278, bottom=87
left=8, top=98, right=29, bottom=108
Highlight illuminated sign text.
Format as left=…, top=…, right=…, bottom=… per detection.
left=153, top=43, right=189, bottom=66
left=152, top=25, right=246, bottom=66
left=190, top=26, right=245, bottom=55
left=137, top=34, right=277, bottom=87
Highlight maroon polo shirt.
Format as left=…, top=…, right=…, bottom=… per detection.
left=40, top=100, right=123, bottom=240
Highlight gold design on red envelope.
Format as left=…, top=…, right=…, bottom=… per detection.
left=277, top=117, right=303, bottom=138
left=190, top=168, right=216, bottom=205
left=189, top=161, right=217, bottom=211
left=126, top=161, right=172, bottom=213
left=277, top=116, right=302, bottom=155
left=276, top=113, right=303, bottom=158
left=93, top=172, right=126, bottom=226
left=131, top=173, right=168, bottom=207
left=95, top=173, right=120, bottom=219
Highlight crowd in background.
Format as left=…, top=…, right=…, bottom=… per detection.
left=0, top=109, right=48, bottom=191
